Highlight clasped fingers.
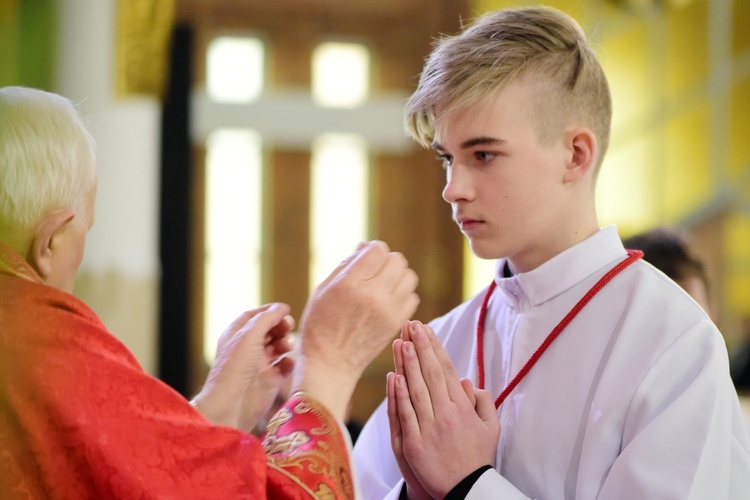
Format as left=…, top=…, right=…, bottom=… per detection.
left=406, top=322, right=475, bottom=415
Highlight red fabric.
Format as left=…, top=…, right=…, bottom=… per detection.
left=0, top=244, right=353, bottom=499
left=262, top=395, right=356, bottom=498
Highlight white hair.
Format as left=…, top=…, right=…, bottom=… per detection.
left=0, top=86, right=96, bottom=235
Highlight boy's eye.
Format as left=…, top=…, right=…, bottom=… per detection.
left=435, top=154, right=453, bottom=169
left=475, top=151, right=496, bottom=162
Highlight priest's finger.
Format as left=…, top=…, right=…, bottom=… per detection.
left=340, top=240, right=391, bottom=282
left=264, top=331, right=295, bottom=361
left=218, top=303, right=275, bottom=344
left=265, top=314, right=295, bottom=342
left=317, top=240, right=385, bottom=288
left=236, top=305, right=292, bottom=355
left=370, top=253, right=420, bottom=321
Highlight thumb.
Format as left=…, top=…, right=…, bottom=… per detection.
left=474, top=388, right=497, bottom=423
left=459, top=378, right=477, bottom=407
left=314, top=241, right=382, bottom=289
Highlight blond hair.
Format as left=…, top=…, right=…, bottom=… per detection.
left=406, top=6, right=611, bottom=173
left=0, top=87, right=96, bottom=235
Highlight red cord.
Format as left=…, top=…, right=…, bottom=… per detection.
left=476, top=250, right=643, bottom=409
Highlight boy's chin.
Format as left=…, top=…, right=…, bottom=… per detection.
left=467, top=241, right=502, bottom=261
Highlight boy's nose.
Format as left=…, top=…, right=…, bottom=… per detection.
left=442, top=166, right=473, bottom=204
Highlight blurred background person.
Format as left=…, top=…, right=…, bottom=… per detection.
left=623, top=226, right=714, bottom=318
left=625, top=226, right=750, bottom=428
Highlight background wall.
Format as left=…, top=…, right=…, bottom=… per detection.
left=0, top=0, right=56, bottom=90
left=0, top=0, right=161, bottom=373
left=56, top=0, right=162, bottom=374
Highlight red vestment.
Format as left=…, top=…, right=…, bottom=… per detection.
left=0, top=243, right=355, bottom=499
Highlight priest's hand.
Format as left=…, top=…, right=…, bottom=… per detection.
left=391, top=321, right=499, bottom=499
left=294, top=240, right=419, bottom=421
left=191, top=303, right=296, bottom=432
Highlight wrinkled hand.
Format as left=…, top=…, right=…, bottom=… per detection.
left=294, top=241, right=419, bottom=420
left=192, top=303, right=295, bottom=432
left=388, top=321, right=499, bottom=499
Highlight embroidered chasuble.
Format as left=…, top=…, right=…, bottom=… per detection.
left=0, top=242, right=355, bottom=499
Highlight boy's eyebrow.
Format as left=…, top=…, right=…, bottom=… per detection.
left=461, top=136, right=506, bottom=149
left=432, top=136, right=506, bottom=151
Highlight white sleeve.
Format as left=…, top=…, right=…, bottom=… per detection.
left=464, top=469, right=530, bottom=500
left=352, top=400, right=405, bottom=500
left=597, top=321, right=750, bottom=499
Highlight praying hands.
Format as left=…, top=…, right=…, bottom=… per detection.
left=387, top=321, right=500, bottom=499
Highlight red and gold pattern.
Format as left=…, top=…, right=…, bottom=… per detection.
left=263, top=394, right=355, bottom=499
left=0, top=242, right=41, bottom=284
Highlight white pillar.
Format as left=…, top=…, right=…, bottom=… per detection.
left=55, top=0, right=160, bottom=374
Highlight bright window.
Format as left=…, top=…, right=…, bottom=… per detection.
left=204, top=129, right=263, bottom=362
left=310, top=133, right=369, bottom=290
left=312, top=42, right=370, bottom=108
left=207, top=36, right=264, bottom=103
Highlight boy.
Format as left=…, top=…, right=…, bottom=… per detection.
left=354, top=7, right=750, bottom=499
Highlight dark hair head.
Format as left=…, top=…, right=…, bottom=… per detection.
left=623, top=227, right=708, bottom=291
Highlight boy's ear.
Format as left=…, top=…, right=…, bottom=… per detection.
left=563, top=127, right=597, bottom=184
left=31, top=209, right=75, bottom=280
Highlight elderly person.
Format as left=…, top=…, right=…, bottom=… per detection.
left=0, top=86, right=419, bottom=499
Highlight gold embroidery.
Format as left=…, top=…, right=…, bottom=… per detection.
left=293, top=400, right=313, bottom=414
left=263, top=394, right=354, bottom=499
left=262, top=430, right=311, bottom=455
left=267, top=462, right=317, bottom=497
left=0, top=243, right=41, bottom=283
left=264, top=406, right=292, bottom=436
left=313, top=483, right=336, bottom=500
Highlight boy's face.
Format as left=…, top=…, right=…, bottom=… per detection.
left=433, top=78, right=573, bottom=272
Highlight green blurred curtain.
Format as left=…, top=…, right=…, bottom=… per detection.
left=0, top=0, right=57, bottom=90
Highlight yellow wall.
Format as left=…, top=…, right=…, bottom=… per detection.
left=472, top=0, right=750, bottom=345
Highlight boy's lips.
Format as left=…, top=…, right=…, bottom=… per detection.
left=455, top=216, right=484, bottom=231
